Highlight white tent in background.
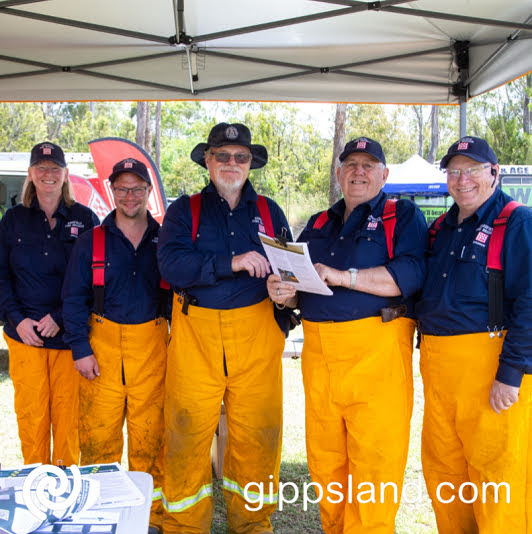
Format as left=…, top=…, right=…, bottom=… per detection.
left=384, top=154, right=448, bottom=196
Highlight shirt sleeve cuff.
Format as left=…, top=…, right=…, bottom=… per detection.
left=71, top=341, right=94, bottom=361
left=8, top=310, right=25, bottom=329
left=495, top=361, right=524, bottom=387
left=215, top=255, right=234, bottom=279
left=384, top=265, right=405, bottom=295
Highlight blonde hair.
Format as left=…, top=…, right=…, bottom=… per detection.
left=21, top=169, right=76, bottom=208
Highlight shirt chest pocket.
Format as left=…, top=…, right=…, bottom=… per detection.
left=353, top=228, right=390, bottom=268
left=453, top=244, right=489, bottom=297
left=10, top=233, right=43, bottom=271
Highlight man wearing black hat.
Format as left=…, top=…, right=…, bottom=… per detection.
left=268, top=137, right=428, bottom=533
left=158, top=123, right=291, bottom=533
left=416, top=137, right=532, bottom=533
left=62, top=158, right=168, bottom=534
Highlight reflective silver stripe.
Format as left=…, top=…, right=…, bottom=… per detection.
left=152, top=487, right=162, bottom=501
left=161, top=484, right=213, bottom=512
left=222, top=477, right=278, bottom=504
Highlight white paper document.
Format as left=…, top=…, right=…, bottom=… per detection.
left=259, top=233, right=333, bottom=296
left=81, top=463, right=145, bottom=509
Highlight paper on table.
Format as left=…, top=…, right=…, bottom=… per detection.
left=80, top=463, right=145, bottom=509
left=259, top=233, right=332, bottom=296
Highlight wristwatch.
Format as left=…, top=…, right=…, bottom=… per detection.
left=348, top=267, right=358, bottom=289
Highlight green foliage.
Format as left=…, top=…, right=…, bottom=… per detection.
left=0, top=103, right=47, bottom=150
left=345, top=105, right=416, bottom=164
left=467, top=77, right=531, bottom=164
left=0, top=81, right=530, bottom=209
left=57, top=102, right=135, bottom=151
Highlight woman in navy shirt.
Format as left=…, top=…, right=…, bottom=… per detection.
left=0, top=142, right=98, bottom=466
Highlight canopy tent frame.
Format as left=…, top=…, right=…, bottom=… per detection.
left=0, top=0, right=530, bottom=105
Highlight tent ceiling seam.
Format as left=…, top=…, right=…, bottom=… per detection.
left=191, top=0, right=415, bottom=43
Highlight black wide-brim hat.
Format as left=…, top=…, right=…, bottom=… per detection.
left=191, top=122, right=268, bottom=170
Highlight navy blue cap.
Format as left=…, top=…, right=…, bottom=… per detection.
left=339, top=137, right=386, bottom=166
left=191, top=123, right=268, bottom=170
left=440, top=136, right=498, bottom=169
left=30, top=142, right=67, bottom=168
left=108, top=158, right=151, bottom=184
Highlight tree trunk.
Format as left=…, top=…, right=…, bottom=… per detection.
left=413, top=106, right=423, bottom=157
left=135, top=101, right=151, bottom=154
left=426, top=105, right=440, bottom=164
left=329, top=103, right=347, bottom=206
left=155, top=101, right=162, bottom=168
left=524, top=73, right=531, bottom=135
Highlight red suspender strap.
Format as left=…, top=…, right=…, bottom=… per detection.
left=92, top=225, right=105, bottom=287
left=429, top=212, right=447, bottom=248
left=382, top=199, right=397, bottom=259
left=256, top=194, right=275, bottom=238
left=190, top=193, right=202, bottom=243
left=313, top=210, right=329, bottom=230
left=189, top=193, right=275, bottom=241
left=312, top=201, right=397, bottom=259
left=91, top=225, right=106, bottom=316
left=487, top=200, right=522, bottom=271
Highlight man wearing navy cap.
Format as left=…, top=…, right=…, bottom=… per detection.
left=416, top=137, right=532, bottom=533
left=62, top=158, right=168, bottom=534
left=158, top=123, right=292, bottom=533
left=268, top=137, right=428, bottom=533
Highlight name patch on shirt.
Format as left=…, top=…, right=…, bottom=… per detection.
left=65, top=220, right=85, bottom=238
left=473, top=224, right=492, bottom=247
left=366, top=215, right=382, bottom=231
left=252, top=216, right=265, bottom=234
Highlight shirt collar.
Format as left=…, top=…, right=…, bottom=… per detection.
left=329, top=190, right=386, bottom=221
left=30, top=197, right=68, bottom=218
left=102, top=209, right=159, bottom=232
left=446, top=189, right=500, bottom=227
left=205, top=179, right=258, bottom=206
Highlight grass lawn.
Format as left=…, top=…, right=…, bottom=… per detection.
left=0, top=328, right=437, bottom=533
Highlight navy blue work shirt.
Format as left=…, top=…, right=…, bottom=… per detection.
left=0, top=199, right=99, bottom=349
left=297, top=191, right=428, bottom=322
left=158, top=180, right=292, bottom=311
left=62, top=210, right=165, bottom=360
left=417, top=188, right=532, bottom=387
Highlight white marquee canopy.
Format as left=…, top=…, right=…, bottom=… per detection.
left=0, top=0, right=531, bottom=104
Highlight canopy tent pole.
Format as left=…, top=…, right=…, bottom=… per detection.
left=460, top=102, right=467, bottom=137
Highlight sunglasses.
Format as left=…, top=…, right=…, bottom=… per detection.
left=210, top=152, right=253, bottom=164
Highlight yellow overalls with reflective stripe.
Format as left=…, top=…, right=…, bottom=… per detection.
left=421, top=332, right=532, bottom=534
left=302, top=316, right=415, bottom=534
left=79, top=314, right=168, bottom=531
left=4, top=333, right=79, bottom=466
left=162, top=296, right=285, bottom=534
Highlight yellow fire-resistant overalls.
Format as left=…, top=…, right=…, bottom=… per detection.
left=301, top=316, right=416, bottom=534
left=79, top=314, right=168, bottom=531
left=4, top=333, right=79, bottom=465
left=421, top=332, right=532, bottom=534
left=162, top=296, right=285, bottom=534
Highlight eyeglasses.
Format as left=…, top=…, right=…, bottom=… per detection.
left=343, top=161, right=382, bottom=172
left=210, top=152, right=253, bottom=164
left=34, top=166, right=63, bottom=176
left=445, top=163, right=491, bottom=179
left=112, top=186, right=149, bottom=198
